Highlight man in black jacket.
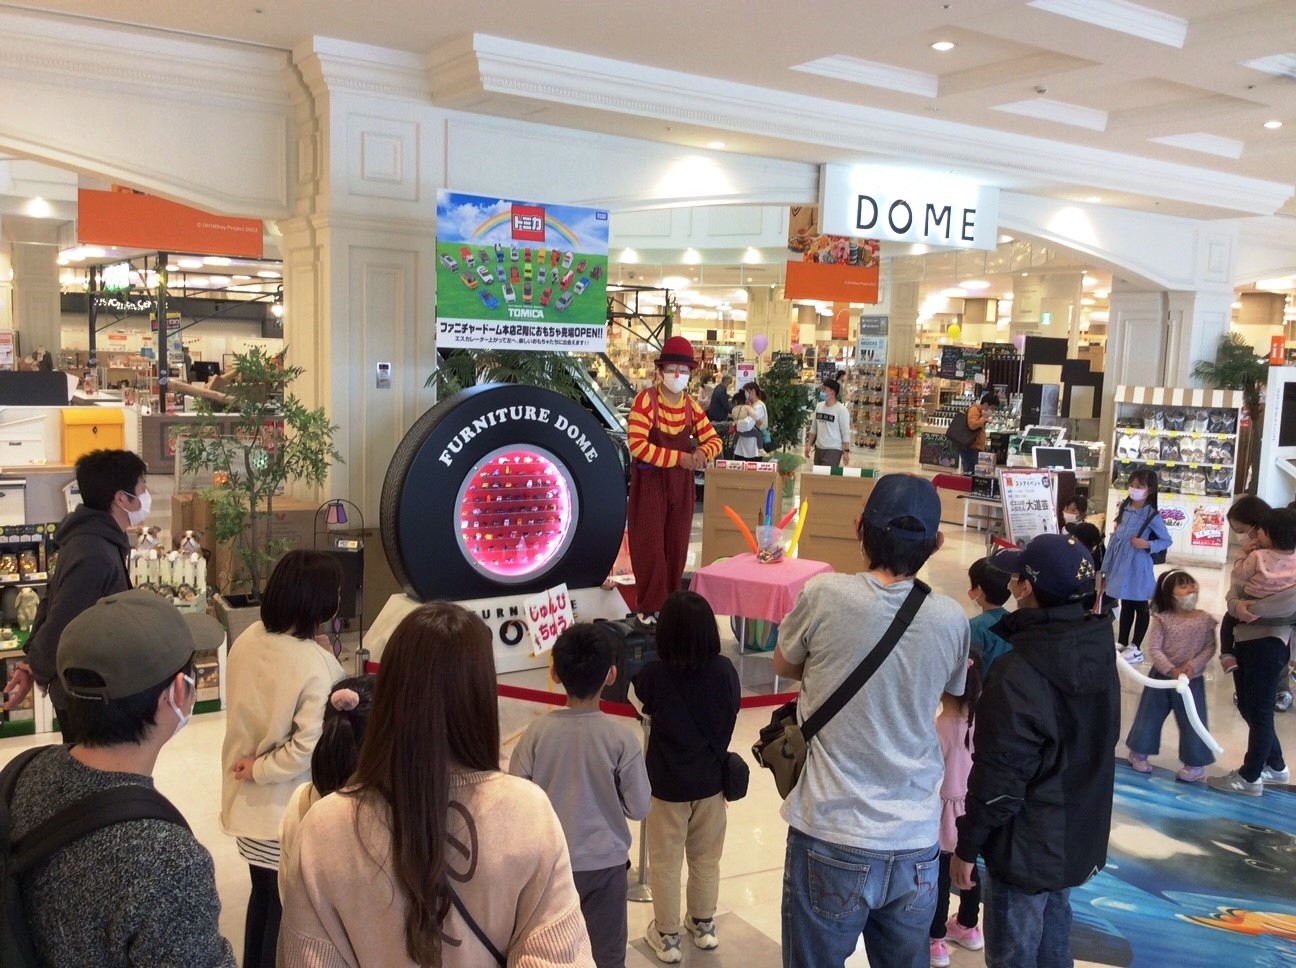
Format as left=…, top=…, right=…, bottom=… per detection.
left=953, top=532, right=1118, bottom=968
left=3, top=449, right=148, bottom=738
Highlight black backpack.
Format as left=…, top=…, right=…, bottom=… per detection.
left=0, top=747, right=190, bottom=967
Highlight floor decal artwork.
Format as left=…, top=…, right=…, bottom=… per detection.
left=1071, top=763, right=1296, bottom=966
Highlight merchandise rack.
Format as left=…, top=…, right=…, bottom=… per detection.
left=1107, top=385, right=1244, bottom=565
left=844, top=362, right=886, bottom=449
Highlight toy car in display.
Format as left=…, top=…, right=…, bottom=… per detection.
left=555, top=292, right=574, bottom=312
left=476, top=265, right=495, bottom=285
left=523, top=281, right=533, bottom=303
left=510, top=245, right=519, bottom=262
left=501, top=283, right=516, bottom=303
left=574, top=277, right=590, bottom=295
left=550, top=250, right=560, bottom=267
left=479, top=290, right=500, bottom=310
left=440, top=254, right=458, bottom=272
left=524, top=248, right=532, bottom=262
left=540, top=286, right=553, bottom=306
left=536, top=247, right=546, bottom=265
left=510, top=265, right=520, bottom=284
left=562, top=250, right=574, bottom=268
left=460, top=272, right=478, bottom=290
left=590, top=265, right=603, bottom=280
left=523, top=262, right=533, bottom=282
left=494, top=242, right=504, bottom=262
left=575, top=259, right=587, bottom=273
left=460, top=246, right=474, bottom=266
left=538, top=267, right=547, bottom=285
left=559, top=270, right=575, bottom=290
left=478, top=248, right=490, bottom=265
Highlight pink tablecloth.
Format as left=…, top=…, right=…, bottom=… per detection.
left=690, top=553, right=833, bottom=624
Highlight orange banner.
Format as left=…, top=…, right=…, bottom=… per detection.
left=785, top=260, right=880, bottom=303
left=832, top=302, right=850, bottom=340
left=78, top=188, right=264, bottom=259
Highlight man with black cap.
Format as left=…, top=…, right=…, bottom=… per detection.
left=774, top=474, right=970, bottom=967
left=804, top=377, right=851, bottom=467
left=1, top=589, right=236, bottom=967
left=952, top=532, right=1119, bottom=968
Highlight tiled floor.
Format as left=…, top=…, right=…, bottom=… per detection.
left=3, top=453, right=1292, bottom=966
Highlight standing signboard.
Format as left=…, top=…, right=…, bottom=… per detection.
left=999, top=469, right=1059, bottom=546
left=435, top=191, right=609, bottom=352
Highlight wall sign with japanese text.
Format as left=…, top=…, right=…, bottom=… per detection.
left=435, top=191, right=609, bottom=352
left=999, top=469, right=1059, bottom=546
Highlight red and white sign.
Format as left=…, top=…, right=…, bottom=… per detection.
left=510, top=204, right=546, bottom=242
left=524, top=583, right=574, bottom=657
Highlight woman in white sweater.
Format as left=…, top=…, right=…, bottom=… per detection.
left=220, top=550, right=345, bottom=968
left=279, top=602, right=594, bottom=968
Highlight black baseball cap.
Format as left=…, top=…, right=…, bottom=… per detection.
left=992, top=533, right=1096, bottom=605
left=863, top=474, right=941, bottom=540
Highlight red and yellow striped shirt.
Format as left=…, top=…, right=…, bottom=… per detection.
left=628, top=388, right=723, bottom=469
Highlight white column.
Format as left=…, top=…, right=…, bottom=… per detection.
left=888, top=280, right=919, bottom=367
left=1166, top=288, right=1235, bottom=388
left=0, top=246, right=13, bottom=333
left=10, top=242, right=60, bottom=360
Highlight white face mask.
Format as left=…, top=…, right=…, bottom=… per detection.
left=662, top=373, right=689, bottom=394
left=1176, top=593, right=1198, bottom=610
left=166, top=674, right=195, bottom=737
left=124, top=488, right=152, bottom=526
left=1063, top=512, right=1079, bottom=524
left=1128, top=488, right=1148, bottom=502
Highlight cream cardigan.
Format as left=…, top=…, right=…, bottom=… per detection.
left=220, top=621, right=344, bottom=842
left=279, top=770, right=594, bottom=968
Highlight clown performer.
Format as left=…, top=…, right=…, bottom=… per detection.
left=627, top=337, right=723, bottom=628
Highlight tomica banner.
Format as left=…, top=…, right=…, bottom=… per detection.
left=436, top=191, right=609, bottom=352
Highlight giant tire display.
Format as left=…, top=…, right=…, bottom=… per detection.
left=381, top=383, right=628, bottom=602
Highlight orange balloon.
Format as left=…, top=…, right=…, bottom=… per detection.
left=722, top=505, right=759, bottom=555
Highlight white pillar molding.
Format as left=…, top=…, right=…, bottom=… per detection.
left=1165, top=288, right=1236, bottom=389
left=889, top=280, right=919, bottom=368
left=0, top=247, right=13, bottom=334
left=10, top=242, right=60, bottom=360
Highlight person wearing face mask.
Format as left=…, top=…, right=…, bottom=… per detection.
left=1061, top=495, right=1088, bottom=526
left=1, top=589, right=236, bottom=967
left=4, top=448, right=148, bottom=740
left=1099, top=468, right=1171, bottom=664
left=1124, top=570, right=1217, bottom=783
left=804, top=378, right=851, bottom=467
left=732, top=382, right=768, bottom=459
left=626, top=337, right=723, bottom=627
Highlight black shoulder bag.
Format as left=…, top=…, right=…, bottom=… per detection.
left=752, top=580, right=930, bottom=798
left=1134, top=507, right=1167, bottom=565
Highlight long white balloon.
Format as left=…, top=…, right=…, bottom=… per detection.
left=1116, top=657, right=1224, bottom=755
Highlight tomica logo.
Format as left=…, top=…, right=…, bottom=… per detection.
left=511, top=204, right=545, bottom=242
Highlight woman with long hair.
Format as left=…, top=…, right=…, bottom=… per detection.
left=221, top=549, right=345, bottom=968
left=279, top=602, right=593, bottom=968
left=732, top=382, right=768, bottom=459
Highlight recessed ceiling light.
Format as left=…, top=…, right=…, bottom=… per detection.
left=707, top=140, right=726, bottom=150
left=1264, top=120, right=1283, bottom=130
left=960, top=280, right=991, bottom=290
left=257, top=270, right=281, bottom=279
left=1232, top=301, right=1242, bottom=309
left=178, top=259, right=203, bottom=269
left=931, top=41, right=956, bottom=51
left=203, top=256, right=232, bottom=266
left=1086, top=196, right=1102, bottom=204
left=165, top=264, right=179, bottom=272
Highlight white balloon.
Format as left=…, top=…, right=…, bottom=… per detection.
left=1115, top=657, right=1223, bottom=754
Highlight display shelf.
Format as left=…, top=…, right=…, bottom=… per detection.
left=887, top=366, right=928, bottom=439
left=844, top=362, right=886, bottom=449
left=1107, top=386, right=1244, bottom=564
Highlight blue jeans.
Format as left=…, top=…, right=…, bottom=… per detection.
left=982, top=868, right=1073, bottom=968
left=781, top=827, right=938, bottom=968
left=1125, top=672, right=1215, bottom=767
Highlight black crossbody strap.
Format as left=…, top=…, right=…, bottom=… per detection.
left=1134, top=506, right=1156, bottom=539
left=663, top=673, right=728, bottom=768
left=13, top=786, right=189, bottom=874
left=449, top=888, right=506, bottom=966
left=800, top=579, right=930, bottom=743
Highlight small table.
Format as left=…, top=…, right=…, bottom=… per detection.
left=691, top=554, right=833, bottom=687
left=960, top=495, right=1004, bottom=532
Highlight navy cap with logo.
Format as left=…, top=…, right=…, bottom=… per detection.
left=862, top=473, right=942, bottom=540
left=992, top=532, right=1096, bottom=605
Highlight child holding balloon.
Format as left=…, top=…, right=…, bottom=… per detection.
left=1125, top=569, right=1217, bottom=782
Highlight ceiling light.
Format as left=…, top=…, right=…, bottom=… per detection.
left=1081, top=297, right=1095, bottom=306
left=81, top=247, right=106, bottom=259
left=1021, top=272, right=1029, bottom=277
left=178, top=258, right=203, bottom=269
left=187, top=277, right=210, bottom=287
left=620, top=248, right=638, bottom=264
left=1082, top=275, right=1099, bottom=287
left=1232, top=301, right=1242, bottom=309
left=26, top=197, right=51, bottom=218
left=682, top=248, right=701, bottom=265
left=257, top=270, right=282, bottom=279
left=1086, top=196, right=1102, bottom=204
left=743, top=247, right=761, bottom=264
left=960, top=280, right=991, bottom=290
left=931, top=41, right=956, bottom=51
left=662, top=276, right=691, bottom=290
left=998, top=234, right=1015, bottom=244
left=271, top=303, right=285, bottom=318
left=707, top=140, right=726, bottom=150
left=203, top=256, right=232, bottom=266
left=1094, top=289, right=1108, bottom=299
left=233, top=275, right=252, bottom=281
left=1264, top=120, right=1283, bottom=130
left=165, top=264, right=179, bottom=272
left=208, top=276, right=231, bottom=286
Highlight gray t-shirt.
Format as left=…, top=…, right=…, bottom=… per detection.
left=778, top=572, right=970, bottom=851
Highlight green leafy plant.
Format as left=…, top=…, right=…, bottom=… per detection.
left=1191, top=332, right=1267, bottom=494
left=762, top=354, right=815, bottom=451
left=428, top=349, right=587, bottom=400
left=773, top=450, right=806, bottom=499
left=180, top=347, right=341, bottom=601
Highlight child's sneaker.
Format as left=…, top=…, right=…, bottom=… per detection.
left=945, top=920, right=984, bottom=951
left=1176, top=765, right=1205, bottom=783
left=1260, top=764, right=1290, bottom=784
left=645, top=922, right=683, bottom=963
left=1120, top=646, right=1144, bottom=664
left=1207, top=770, right=1263, bottom=797
left=1126, top=751, right=1153, bottom=774
left=688, top=917, right=718, bottom=950
left=929, top=939, right=951, bottom=967
left=1275, top=691, right=1293, bottom=713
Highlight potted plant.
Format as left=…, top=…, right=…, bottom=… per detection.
left=761, top=353, right=815, bottom=451
left=1192, top=333, right=1267, bottom=494
left=774, top=451, right=806, bottom=500
left=181, top=347, right=341, bottom=639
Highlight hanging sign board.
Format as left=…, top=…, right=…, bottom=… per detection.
left=435, top=190, right=609, bottom=353
left=999, top=469, right=1059, bottom=546
left=858, top=335, right=887, bottom=364
left=859, top=315, right=889, bottom=336
left=78, top=181, right=264, bottom=259
left=784, top=205, right=880, bottom=303
left=818, top=164, right=999, bottom=251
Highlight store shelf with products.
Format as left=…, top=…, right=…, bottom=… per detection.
left=1107, top=386, right=1243, bottom=565
left=843, top=362, right=886, bottom=450
left=887, top=367, right=929, bottom=439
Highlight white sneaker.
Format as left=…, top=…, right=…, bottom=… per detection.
left=645, top=922, right=683, bottom=964
left=1207, top=770, right=1263, bottom=797
left=1260, top=765, right=1291, bottom=784
left=689, top=917, right=719, bottom=950
left=1276, top=691, right=1293, bottom=713
left=1120, top=647, right=1144, bottom=664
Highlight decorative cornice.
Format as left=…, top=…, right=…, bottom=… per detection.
left=448, top=34, right=1292, bottom=218
left=294, top=37, right=432, bottom=103
left=1027, top=0, right=1187, bottom=48
left=791, top=55, right=937, bottom=98
left=993, top=98, right=1108, bottom=133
